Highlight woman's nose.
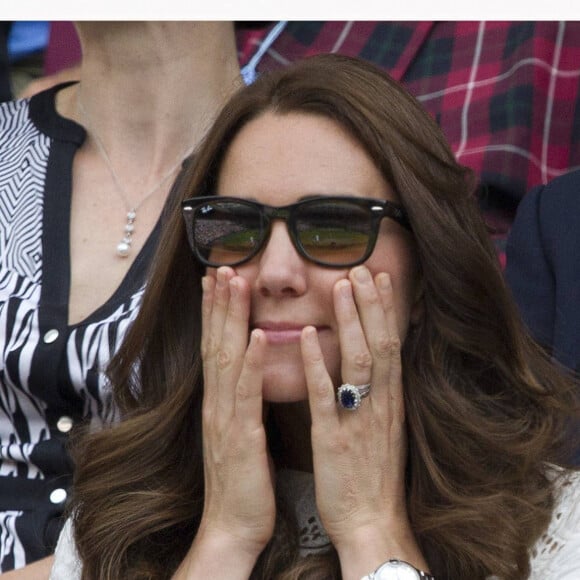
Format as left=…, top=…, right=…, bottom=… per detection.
left=254, top=222, right=308, bottom=297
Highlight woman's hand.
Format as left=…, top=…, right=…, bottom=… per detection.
left=180, top=267, right=275, bottom=578
left=301, top=265, right=426, bottom=579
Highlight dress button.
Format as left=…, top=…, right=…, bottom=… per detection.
left=50, top=488, right=67, bottom=504
left=43, top=329, right=59, bottom=344
left=56, top=416, right=74, bottom=433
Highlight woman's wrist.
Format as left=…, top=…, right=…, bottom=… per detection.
left=333, top=519, right=429, bottom=580
left=173, top=527, right=264, bottom=580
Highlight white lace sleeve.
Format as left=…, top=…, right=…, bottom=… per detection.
left=528, top=468, right=580, bottom=579
left=49, top=517, right=82, bottom=580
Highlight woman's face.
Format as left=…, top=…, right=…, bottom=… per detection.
left=214, top=112, right=422, bottom=402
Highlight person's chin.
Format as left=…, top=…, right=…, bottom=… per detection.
left=262, top=380, right=309, bottom=403
left=260, top=337, right=340, bottom=402
left=261, top=365, right=309, bottom=403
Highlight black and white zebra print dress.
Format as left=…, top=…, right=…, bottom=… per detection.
left=0, top=84, right=159, bottom=571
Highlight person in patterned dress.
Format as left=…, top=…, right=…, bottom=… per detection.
left=0, top=21, right=242, bottom=575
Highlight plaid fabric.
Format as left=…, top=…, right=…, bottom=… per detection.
left=236, top=21, right=580, bottom=266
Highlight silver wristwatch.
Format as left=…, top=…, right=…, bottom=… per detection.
left=361, top=558, right=435, bottom=580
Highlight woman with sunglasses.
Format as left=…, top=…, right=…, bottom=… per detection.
left=52, top=54, right=579, bottom=579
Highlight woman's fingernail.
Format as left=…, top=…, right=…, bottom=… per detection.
left=338, top=280, right=352, bottom=298
left=378, top=272, right=391, bottom=290
left=216, top=268, right=227, bottom=288
left=353, top=265, right=371, bottom=283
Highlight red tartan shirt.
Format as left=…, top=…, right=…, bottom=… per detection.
left=236, top=21, right=580, bottom=266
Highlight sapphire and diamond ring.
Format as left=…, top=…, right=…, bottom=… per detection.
left=336, top=383, right=371, bottom=411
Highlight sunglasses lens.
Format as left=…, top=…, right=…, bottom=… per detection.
left=192, top=201, right=264, bottom=266
left=295, top=200, right=372, bottom=265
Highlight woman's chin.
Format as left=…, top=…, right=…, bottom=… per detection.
left=262, top=380, right=309, bottom=403
left=260, top=343, right=340, bottom=403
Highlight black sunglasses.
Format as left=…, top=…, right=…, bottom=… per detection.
left=181, top=195, right=411, bottom=269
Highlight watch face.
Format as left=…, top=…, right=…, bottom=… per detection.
left=375, top=560, right=421, bottom=580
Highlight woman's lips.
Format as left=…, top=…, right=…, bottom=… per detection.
left=262, top=329, right=304, bottom=344
left=253, top=323, right=327, bottom=345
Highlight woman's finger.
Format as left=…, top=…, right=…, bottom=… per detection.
left=301, top=326, right=339, bottom=428
left=201, top=274, right=217, bottom=409
left=234, top=329, right=266, bottom=429
left=333, top=278, right=373, bottom=396
left=215, top=275, right=252, bottom=418
left=349, top=266, right=402, bottom=411
left=373, top=271, right=404, bottom=415
left=202, top=267, right=235, bottom=412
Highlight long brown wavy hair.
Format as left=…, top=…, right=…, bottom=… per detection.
left=71, top=54, right=579, bottom=579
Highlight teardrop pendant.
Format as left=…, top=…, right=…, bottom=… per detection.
left=116, top=240, right=130, bottom=257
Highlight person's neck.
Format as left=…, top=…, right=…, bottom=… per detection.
left=58, top=22, right=242, bottom=176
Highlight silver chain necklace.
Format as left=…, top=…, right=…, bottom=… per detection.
left=77, top=94, right=194, bottom=258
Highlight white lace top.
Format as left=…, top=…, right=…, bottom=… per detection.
left=522, top=468, right=580, bottom=577
left=50, top=468, right=580, bottom=579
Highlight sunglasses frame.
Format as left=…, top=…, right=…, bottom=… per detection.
left=181, top=195, right=412, bottom=269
